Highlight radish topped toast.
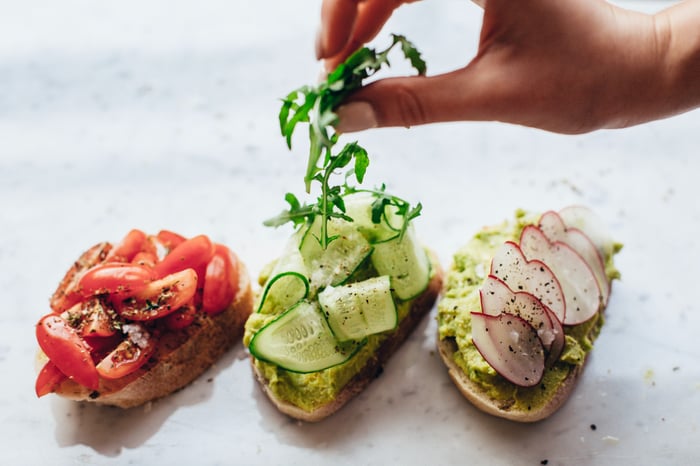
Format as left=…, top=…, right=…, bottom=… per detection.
left=437, top=207, right=620, bottom=422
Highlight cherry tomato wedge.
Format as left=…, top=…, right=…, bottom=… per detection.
left=156, top=230, right=186, bottom=251
left=50, top=242, right=112, bottom=313
left=79, top=264, right=155, bottom=298
left=35, top=360, right=68, bottom=397
left=131, top=250, right=158, bottom=268
left=82, top=299, right=117, bottom=337
left=36, top=314, right=99, bottom=390
left=108, top=229, right=149, bottom=262
left=163, top=303, right=198, bottom=331
left=153, top=235, right=214, bottom=279
left=113, top=268, right=197, bottom=321
left=96, top=324, right=155, bottom=379
left=202, top=244, right=240, bottom=315
left=105, top=229, right=147, bottom=263
left=62, top=299, right=117, bottom=338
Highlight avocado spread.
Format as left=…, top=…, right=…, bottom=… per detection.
left=437, top=210, right=621, bottom=412
left=244, top=259, right=431, bottom=413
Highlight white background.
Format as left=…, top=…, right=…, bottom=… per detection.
left=1, top=1, right=698, bottom=464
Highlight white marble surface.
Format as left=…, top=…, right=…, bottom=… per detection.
left=1, top=1, right=698, bottom=465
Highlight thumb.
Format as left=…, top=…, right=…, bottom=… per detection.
left=334, top=68, right=495, bottom=132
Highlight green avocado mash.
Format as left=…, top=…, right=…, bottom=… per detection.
left=243, top=258, right=432, bottom=413
left=437, top=210, right=621, bottom=412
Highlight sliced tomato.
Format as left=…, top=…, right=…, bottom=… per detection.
left=35, top=360, right=68, bottom=397
left=131, top=250, right=158, bottom=268
left=153, top=235, right=214, bottom=280
left=96, top=324, right=156, bottom=379
left=202, top=244, right=240, bottom=315
left=84, top=333, right=123, bottom=356
left=163, top=303, right=198, bottom=331
left=50, top=242, right=112, bottom=313
left=62, top=298, right=117, bottom=338
left=113, top=268, right=198, bottom=321
left=79, top=263, right=155, bottom=298
left=81, top=299, right=118, bottom=337
left=156, top=230, right=186, bottom=251
left=36, top=314, right=99, bottom=390
left=105, top=229, right=147, bottom=263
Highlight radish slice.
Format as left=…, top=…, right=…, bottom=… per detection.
left=520, top=226, right=601, bottom=325
left=480, top=275, right=564, bottom=362
left=539, top=211, right=610, bottom=305
left=471, top=312, right=545, bottom=387
left=490, top=241, right=566, bottom=323
left=558, top=205, right=614, bottom=260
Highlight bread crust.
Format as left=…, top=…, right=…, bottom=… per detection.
left=437, top=336, right=585, bottom=423
left=45, top=262, right=254, bottom=409
left=251, top=255, right=444, bottom=422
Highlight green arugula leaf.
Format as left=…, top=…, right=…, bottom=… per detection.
left=269, top=35, right=427, bottom=248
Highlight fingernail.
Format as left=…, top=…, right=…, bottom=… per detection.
left=335, top=102, right=378, bottom=133
left=317, top=66, right=328, bottom=84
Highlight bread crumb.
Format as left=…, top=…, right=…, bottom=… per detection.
left=602, top=435, right=620, bottom=445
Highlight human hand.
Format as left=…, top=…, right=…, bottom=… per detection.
left=316, top=0, right=698, bottom=134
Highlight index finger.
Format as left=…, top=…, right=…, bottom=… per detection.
left=319, top=0, right=408, bottom=68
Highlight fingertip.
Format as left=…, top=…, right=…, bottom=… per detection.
left=335, top=102, right=379, bottom=133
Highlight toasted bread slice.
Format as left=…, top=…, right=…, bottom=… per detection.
left=251, top=254, right=443, bottom=422
left=437, top=335, right=584, bottom=423
left=40, top=262, right=253, bottom=409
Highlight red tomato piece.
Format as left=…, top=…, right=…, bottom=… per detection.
left=105, top=229, right=147, bottom=263
left=81, top=299, right=117, bottom=337
left=156, top=230, right=186, bottom=251
left=62, top=298, right=117, bottom=338
left=50, top=242, right=112, bottom=313
left=131, top=250, right=158, bottom=268
left=163, top=303, right=198, bottom=331
left=35, top=361, right=68, bottom=397
left=202, top=244, right=240, bottom=315
left=153, top=235, right=214, bottom=280
left=36, top=314, right=99, bottom=390
left=96, top=324, right=156, bottom=379
left=113, top=268, right=198, bottom=321
left=83, top=333, right=123, bottom=356
left=79, top=263, right=154, bottom=298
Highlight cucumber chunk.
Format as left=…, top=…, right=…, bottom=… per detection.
left=249, top=300, right=363, bottom=373
left=299, top=217, right=372, bottom=290
left=371, top=224, right=431, bottom=300
left=318, top=275, right=397, bottom=341
left=342, top=192, right=402, bottom=243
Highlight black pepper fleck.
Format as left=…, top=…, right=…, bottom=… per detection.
left=590, top=424, right=597, bottom=431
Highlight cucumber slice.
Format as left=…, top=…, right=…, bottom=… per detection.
left=257, top=230, right=310, bottom=314
left=299, top=217, right=373, bottom=289
left=342, top=192, right=402, bottom=243
left=370, top=224, right=431, bottom=300
left=249, top=300, right=363, bottom=373
left=257, top=272, right=309, bottom=315
left=318, top=275, right=397, bottom=341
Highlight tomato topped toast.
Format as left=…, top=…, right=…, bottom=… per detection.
left=35, top=229, right=253, bottom=408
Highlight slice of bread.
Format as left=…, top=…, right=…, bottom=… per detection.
left=437, top=334, right=585, bottom=423
left=40, top=262, right=253, bottom=409
left=251, top=254, right=443, bottom=422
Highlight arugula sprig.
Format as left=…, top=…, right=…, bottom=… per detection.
left=266, top=34, right=426, bottom=249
